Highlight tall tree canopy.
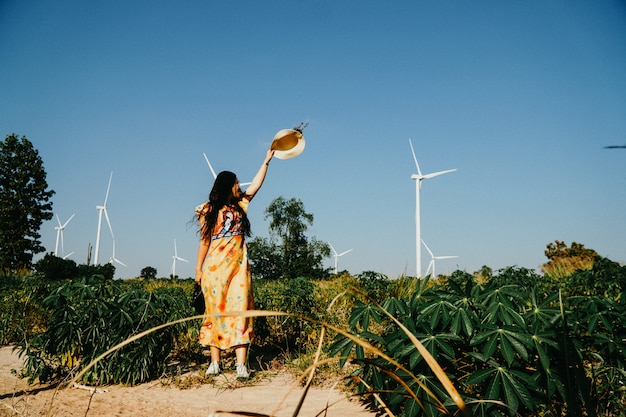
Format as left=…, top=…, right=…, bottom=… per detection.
left=248, top=196, right=330, bottom=279
left=0, top=134, right=55, bottom=274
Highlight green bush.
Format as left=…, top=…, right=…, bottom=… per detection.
left=357, top=270, right=391, bottom=300
left=332, top=268, right=626, bottom=417
left=565, top=256, right=626, bottom=298
left=34, top=253, right=78, bottom=280
left=16, top=275, right=193, bottom=386
left=76, top=263, right=116, bottom=280
left=253, top=277, right=317, bottom=352
left=0, top=274, right=63, bottom=345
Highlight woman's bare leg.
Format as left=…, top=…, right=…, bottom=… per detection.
left=210, top=346, right=221, bottom=363
left=235, top=345, right=248, bottom=364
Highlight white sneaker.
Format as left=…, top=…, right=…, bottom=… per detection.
left=236, top=363, right=249, bottom=379
left=206, top=361, right=220, bottom=375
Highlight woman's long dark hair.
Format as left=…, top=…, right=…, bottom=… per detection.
left=199, top=171, right=251, bottom=241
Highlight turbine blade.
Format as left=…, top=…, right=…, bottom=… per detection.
left=421, top=239, right=434, bottom=258
left=114, top=258, right=127, bottom=267
left=203, top=153, right=218, bottom=179
left=62, top=213, right=75, bottom=228
left=435, top=256, right=458, bottom=260
left=177, top=256, right=189, bottom=263
left=103, top=172, right=113, bottom=206
left=110, top=240, right=126, bottom=267
left=423, top=168, right=457, bottom=179
left=338, top=249, right=353, bottom=256
left=408, top=138, right=423, bottom=176
left=329, top=243, right=337, bottom=256
left=427, top=260, right=435, bottom=276
left=56, top=214, right=62, bottom=227
left=103, top=209, right=115, bottom=240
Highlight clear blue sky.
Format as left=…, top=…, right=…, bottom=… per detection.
left=2, top=1, right=625, bottom=279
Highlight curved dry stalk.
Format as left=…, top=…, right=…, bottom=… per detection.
left=67, top=304, right=467, bottom=417
left=289, top=324, right=326, bottom=417
left=269, top=356, right=339, bottom=416
left=350, top=287, right=469, bottom=417
left=67, top=311, right=288, bottom=388
left=318, top=321, right=447, bottom=412
left=350, top=375, right=395, bottom=417
left=462, top=399, right=512, bottom=415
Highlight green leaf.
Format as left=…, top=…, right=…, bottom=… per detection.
left=466, top=367, right=496, bottom=385
left=499, top=329, right=516, bottom=365
left=503, top=369, right=536, bottom=410
left=483, top=331, right=499, bottom=358
left=485, top=369, right=502, bottom=399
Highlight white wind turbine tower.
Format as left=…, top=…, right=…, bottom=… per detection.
left=94, top=172, right=116, bottom=265
left=409, top=138, right=456, bottom=278
left=203, top=153, right=252, bottom=186
left=422, top=239, right=457, bottom=278
left=330, top=243, right=353, bottom=275
left=54, top=213, right=75, bottom=257
left=171, top=239, right=189, bottom=278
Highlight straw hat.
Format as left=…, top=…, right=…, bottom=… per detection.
left=271, top=127, right=306, bottom=160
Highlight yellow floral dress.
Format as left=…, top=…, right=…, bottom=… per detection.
left=195, top=199, right=254, bottom=350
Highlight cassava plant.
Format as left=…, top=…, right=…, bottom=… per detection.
left=332, top=267, right=626, bottom=416
left=16, top=275, right=193, bottom=386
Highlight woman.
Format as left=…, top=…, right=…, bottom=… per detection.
left=195, top=149, right=274, bottom=378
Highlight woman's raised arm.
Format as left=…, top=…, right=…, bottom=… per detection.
left=243, top=149, right=274, bottom=201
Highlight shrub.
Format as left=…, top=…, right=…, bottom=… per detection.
left=0, top=274, right=62, bottom=346
left=77, top=263, right=116, bottom=280
left=253, top=277, right=317, bottom=352
left=564, top=256, right=626, bottom=298
left=332, top=271, right=626, bottom=417
left=33, top=253, right=78, bottom=280
left=356, top=270, right=391, bottom=300
left=16, top=275, right=193, bottom=386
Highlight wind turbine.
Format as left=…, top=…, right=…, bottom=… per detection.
left=203, top=153, right=252, bottom=186
left=171, top=239, right=189, bottom=278
left=330, top=243, right=353, bottom=274
left=203, top=152, right=218, bottom=179
left=94, top=172, right=115, bottom=265
left=421, top=239, right=457, bottom=278
left=109, top=239, right=127, bottom=267
left=409, top=138, right=456, bottom=278
left=54, top=213, right=75, bottom=257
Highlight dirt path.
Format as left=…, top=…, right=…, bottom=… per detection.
left=0, top=346, right=374, bottom=417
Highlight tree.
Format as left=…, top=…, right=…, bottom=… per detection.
left=0, top=134, right=55, bottom=275
left=140, top=266, right=157, bottom=279
left=76, top=263, right=116, bottom=280
left=247, top=237, right=282, bottom=279
left=542, top=240, right=598, bottom=280
left=248, top=196, right=330, bottom=279
left=34, top=253, right=78, bottom=280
